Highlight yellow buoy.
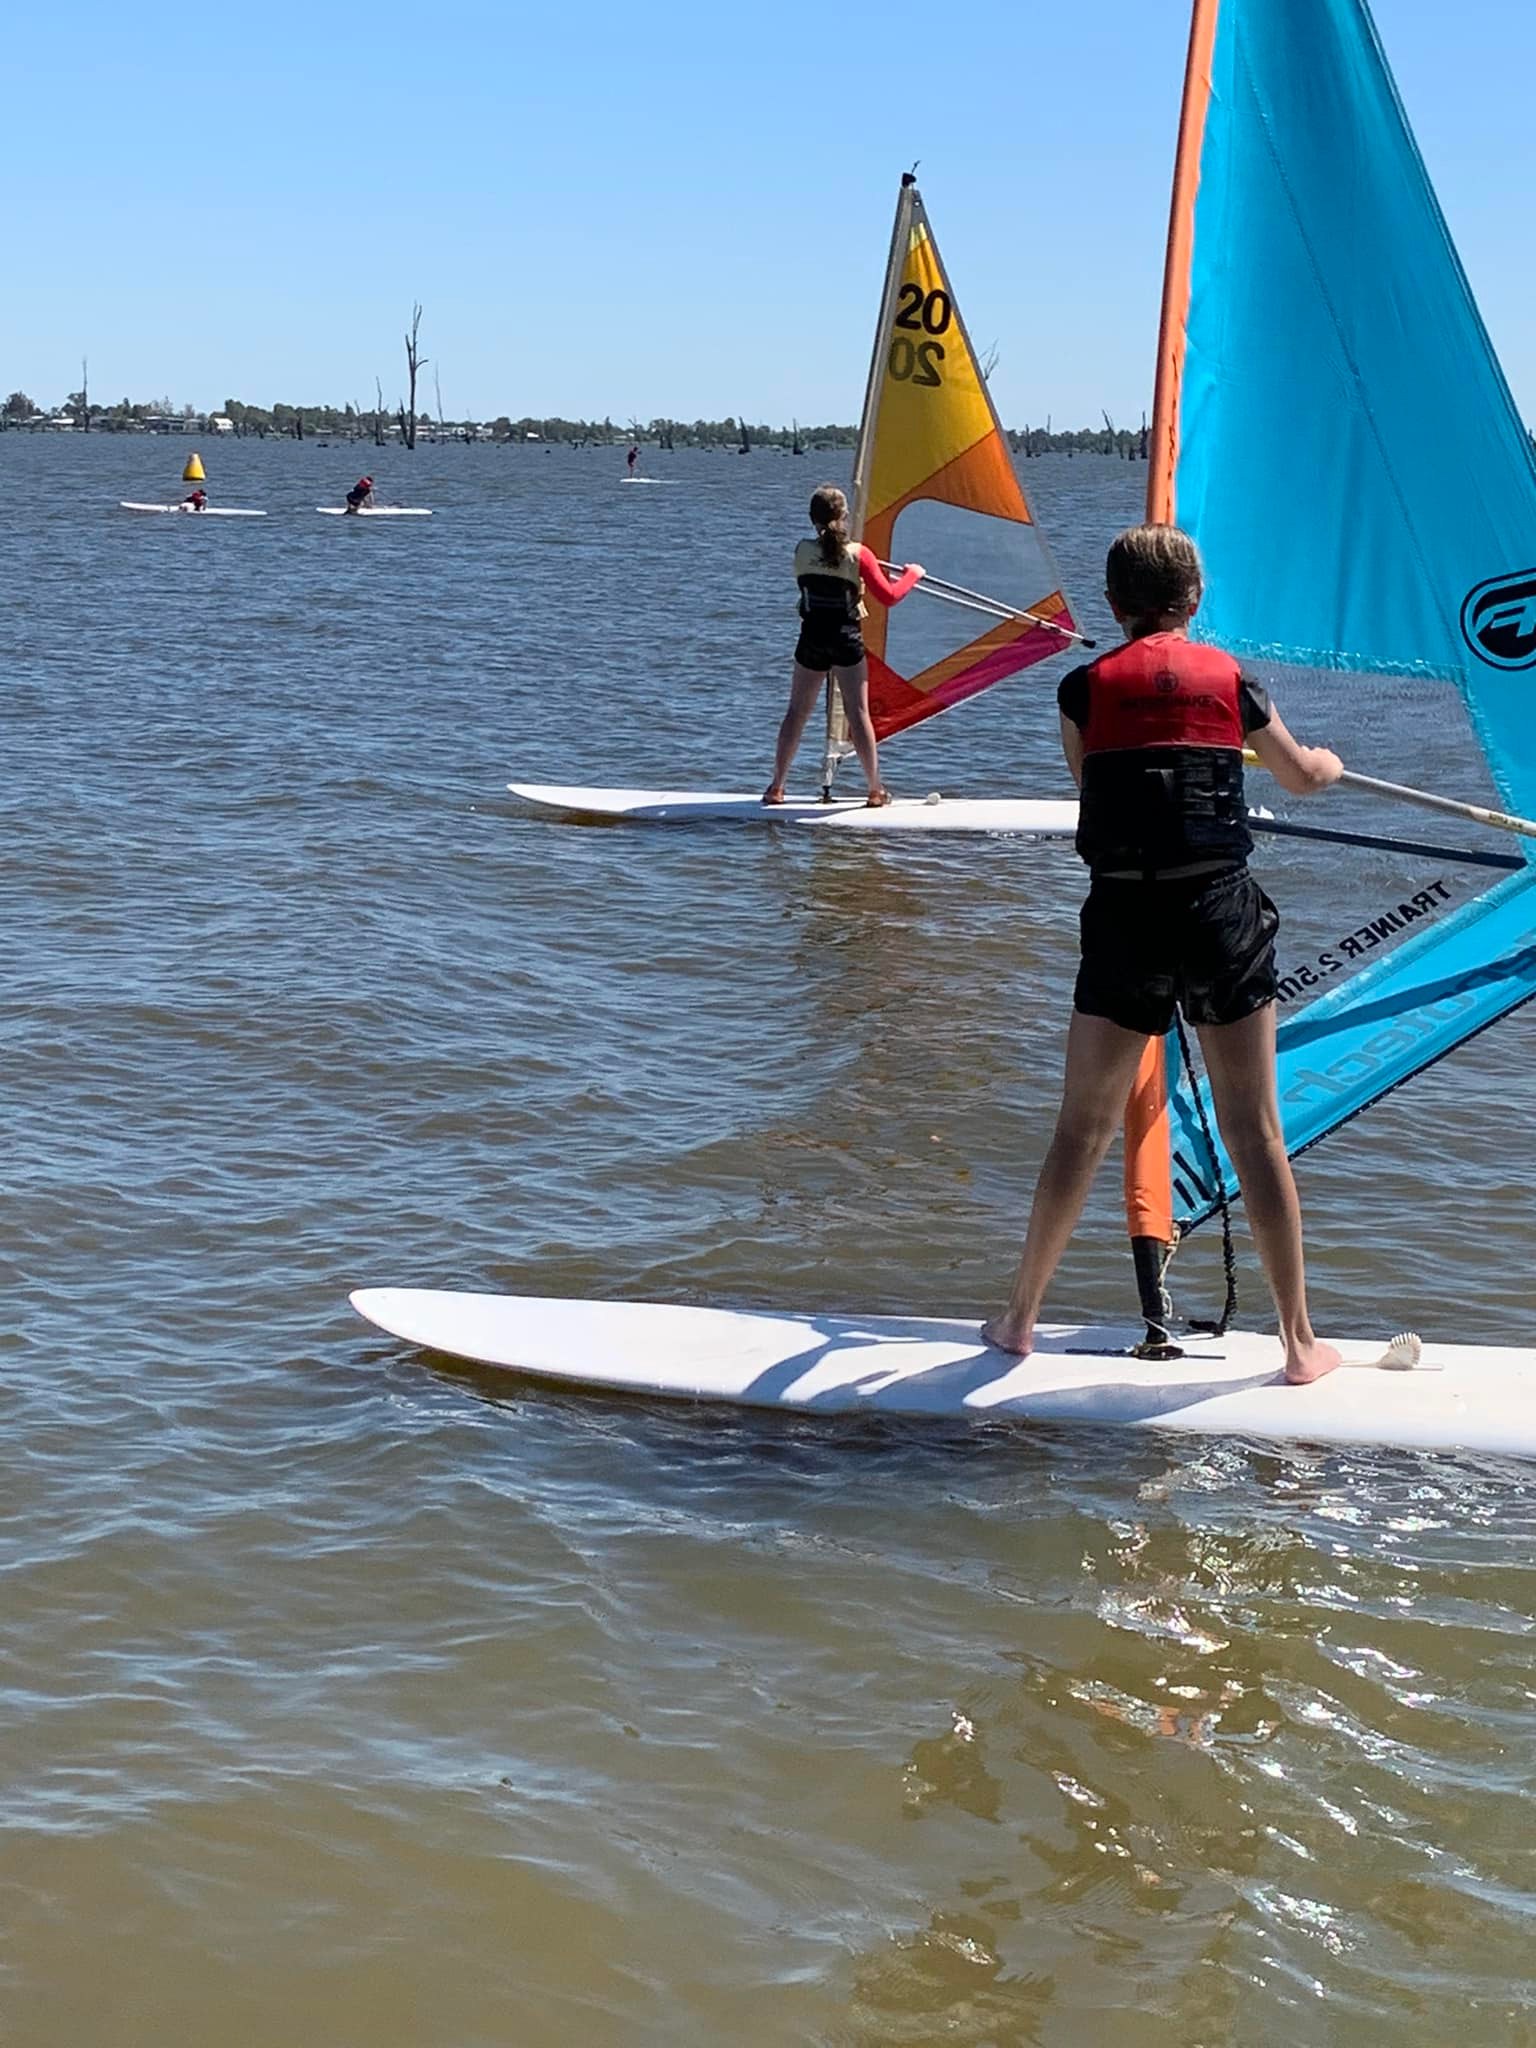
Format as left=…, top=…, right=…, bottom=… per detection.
left=183, top=451, right=206, bottom=482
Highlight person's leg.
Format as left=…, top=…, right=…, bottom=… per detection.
left=1196, top=1004, right=1340, bottom=1384
left=831, top=661, right=884, bottom=798
left=765, top=663, right=826, bottom=800
left=983, top=1011, right=1152, bottom=1355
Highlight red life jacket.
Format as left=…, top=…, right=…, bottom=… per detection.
left=1079, top=634, right=1248, bottom=753
left=1075, top=634, right=1252, bottom=874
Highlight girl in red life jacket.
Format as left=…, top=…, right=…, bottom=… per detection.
left=983, top=523, right=1346, bottom=1387
left=345, top=476, right=375, bottom=513
left=182, top=487, right=208, bottom=511
left=762, top=484, right=923, bottom=807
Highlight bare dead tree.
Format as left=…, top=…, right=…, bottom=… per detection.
left=80, top=355, right=90, bottom=432
left=979, top=341, right=1001, bottom=383
left=403, top=303, right=426, bottom=450
left=374, top=378, right=387, bottom=448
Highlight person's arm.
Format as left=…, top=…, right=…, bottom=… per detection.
left=1056, top=666, right=1089, bottom=785
left=855, top=544, right=923, bottom=607
left=1059, top=713, right=1085, bottom=788
left=1249, top=707, right=1343, bottom=795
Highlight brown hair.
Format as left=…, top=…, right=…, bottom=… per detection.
left=809, top=484, right=850, bottom=567
left=1105, top=523, right=1203, bottom=627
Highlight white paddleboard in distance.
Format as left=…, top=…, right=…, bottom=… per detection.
left=119, top=501, right=267, bottom=517
left=316, top=505, right=433, bottom=517
left=507, top=784, right=1078, bottom=836
left=349, top=1290, right=1536, bottom=1460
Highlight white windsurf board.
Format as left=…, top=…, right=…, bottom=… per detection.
left=316, top=505, right=433, bottom=517
left=507, top=784, right=1078, bottom=836
left=348, top=1290, right=1536, bottom=1460
left=120, top=501, right=267, bottom=517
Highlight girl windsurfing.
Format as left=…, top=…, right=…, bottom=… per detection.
left=764, top=484, right=922, bottom=807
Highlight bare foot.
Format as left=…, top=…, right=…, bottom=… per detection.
left=761, top=784, right=786, bottom=806
left=981, top=1312, right=1034, bottom=1357
left=1284, top=1338, right=1342, bottom=1385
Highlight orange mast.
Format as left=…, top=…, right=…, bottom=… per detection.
left=1147, top=0, right=1218, bottom=522
left=1123, top=0, right=1220, bottom=1349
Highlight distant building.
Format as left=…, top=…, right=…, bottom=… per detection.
left=210, top=415, right=235, bottom=434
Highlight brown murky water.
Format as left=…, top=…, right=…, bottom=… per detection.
left=5, top=433, right=1534, bottom=2045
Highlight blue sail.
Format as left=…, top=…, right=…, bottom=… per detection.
left=1178, top=0, right=1536, bottom=823
left=1163, top=0, right=1536, bottom=1228
left=1170, top=871, right=1536, bottom=1228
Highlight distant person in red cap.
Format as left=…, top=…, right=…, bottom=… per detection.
left=344, top=476, right=375, bottom=514
left=182, top=487, right=208, bottom=512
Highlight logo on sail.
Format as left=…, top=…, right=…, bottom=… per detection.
left=1461, top=568, right=1536, bottom=669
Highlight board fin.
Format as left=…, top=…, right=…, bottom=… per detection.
left=1360, top=1331, right=1432, bottom=1371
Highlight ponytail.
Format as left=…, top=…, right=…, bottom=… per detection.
left=809, top=484, right=850, bottom=567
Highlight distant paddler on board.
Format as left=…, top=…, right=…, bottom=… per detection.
left=118, top=449, right=267, bottom=517
left=317, top=481, right=430, bottom=517
left=763, top=484, right=923, bottom=809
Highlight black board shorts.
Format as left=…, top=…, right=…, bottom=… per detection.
left=794, top=624, right=865, bottom=672
left=1074, top=866, right=1279, bottom=1037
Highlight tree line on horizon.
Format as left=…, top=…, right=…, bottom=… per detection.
left=3, top=306, right=1165, bottom=456
left=0, top=390, right=1157, bottom=458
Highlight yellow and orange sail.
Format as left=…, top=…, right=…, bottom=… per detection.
left=849, top=176, right=1077, bottom=742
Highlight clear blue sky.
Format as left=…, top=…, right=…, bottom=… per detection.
left=4, top=0, right=1533, bottom=426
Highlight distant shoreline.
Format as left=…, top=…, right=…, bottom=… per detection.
left=0, top=400, right=1150, bottom=459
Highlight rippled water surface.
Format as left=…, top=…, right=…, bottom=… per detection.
left=5, top=434, right=1535, bottom=2044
